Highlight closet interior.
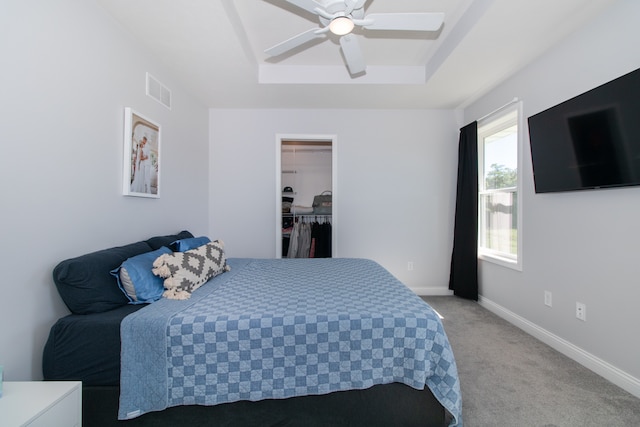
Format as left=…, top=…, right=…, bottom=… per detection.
left=281, top=140, right=332, bottom=258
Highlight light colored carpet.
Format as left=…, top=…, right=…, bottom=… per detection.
left=423, top=296, right=640, bottom=427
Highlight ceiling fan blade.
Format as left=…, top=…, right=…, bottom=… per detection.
left=344, top=0, right=366, bottom=14
left=361, top=12, right=444, bottom=31
left=284, top=0, right=324, bottom=15
left=339, top=34, right=366, bottom=75
left=264, top=28, right=325, bottom=57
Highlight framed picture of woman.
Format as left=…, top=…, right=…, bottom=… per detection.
left=123, top=108, right=161, bottom=198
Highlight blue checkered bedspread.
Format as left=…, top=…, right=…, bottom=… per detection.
left=119, top=258, right=462, bottom=426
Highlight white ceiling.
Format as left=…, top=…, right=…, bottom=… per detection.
left=96, top=0, right=617, bottom=109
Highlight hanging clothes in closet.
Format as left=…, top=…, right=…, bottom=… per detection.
left=311, top=219, right=331, bottom=258
left=287, top=216, right=331, bottom=258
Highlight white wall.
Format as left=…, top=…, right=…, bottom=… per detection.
left=209, top=109, right=459, bottom=293
left=0, top=0, right=210, bottom=380
left=464, top=0, right=640, bottom=392
left=282, top=148, right=332, bottom=208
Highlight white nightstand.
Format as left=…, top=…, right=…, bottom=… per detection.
left=0, top=381, right=82, bottom=427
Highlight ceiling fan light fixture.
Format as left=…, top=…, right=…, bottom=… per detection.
left=329, top=16, right=354, bottom=35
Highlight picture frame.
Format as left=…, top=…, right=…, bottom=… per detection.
left=123, top=107, right=161, bottom=198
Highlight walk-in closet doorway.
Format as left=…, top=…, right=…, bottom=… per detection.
left=275, top=134, right=337, bottom=258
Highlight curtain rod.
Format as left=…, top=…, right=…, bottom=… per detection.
left=477, top=97, right=519, bottom=122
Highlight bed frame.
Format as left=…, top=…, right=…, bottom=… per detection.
left=83, top=383, right=446, bottom=426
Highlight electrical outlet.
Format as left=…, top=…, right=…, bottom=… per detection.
left=407, top=261, right=414, bottom=271
left=544, top=291, right=552, bottom=307
left=576, top=302, right=586, bottom=321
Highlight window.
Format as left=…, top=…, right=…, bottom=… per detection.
left=478, top=103, right=522, bottom=270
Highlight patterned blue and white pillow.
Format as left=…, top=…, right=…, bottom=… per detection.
left=152, top=240, right=230, bottom=300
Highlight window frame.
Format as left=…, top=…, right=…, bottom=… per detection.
left=477, top=102, right=523, bottom=271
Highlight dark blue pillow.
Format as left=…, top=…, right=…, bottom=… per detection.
left=146, top=230, right=193, bottom=251
left=53, top=241, right=152, bottom=314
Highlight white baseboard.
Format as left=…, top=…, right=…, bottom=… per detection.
left=411, top=287, right=454, bottom=296
left=478, top=296, right=640, bottom=399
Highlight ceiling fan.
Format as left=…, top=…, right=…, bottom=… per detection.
left=264, top=0, right=444, bottom=76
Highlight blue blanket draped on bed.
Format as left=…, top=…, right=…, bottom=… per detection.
left=119, top=258, right=462, bottom=426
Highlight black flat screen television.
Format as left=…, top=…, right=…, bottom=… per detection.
left=527, top=67, right=640, bottom=193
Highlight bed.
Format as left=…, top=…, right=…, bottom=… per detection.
left=43, top=232, right=462, bottom=426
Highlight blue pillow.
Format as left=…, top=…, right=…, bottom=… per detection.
left=170, top=236, right=211, bottom=252
left=110, top=246, right=172, bottom=304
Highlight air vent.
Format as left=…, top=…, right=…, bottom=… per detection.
left=146, top=73, right=171, bottom=110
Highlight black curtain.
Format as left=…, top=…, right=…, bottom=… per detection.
left=449, top=122, right=479, bottom=300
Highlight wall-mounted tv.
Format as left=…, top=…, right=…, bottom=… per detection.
left=527, top=67, right=640, bottom=193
